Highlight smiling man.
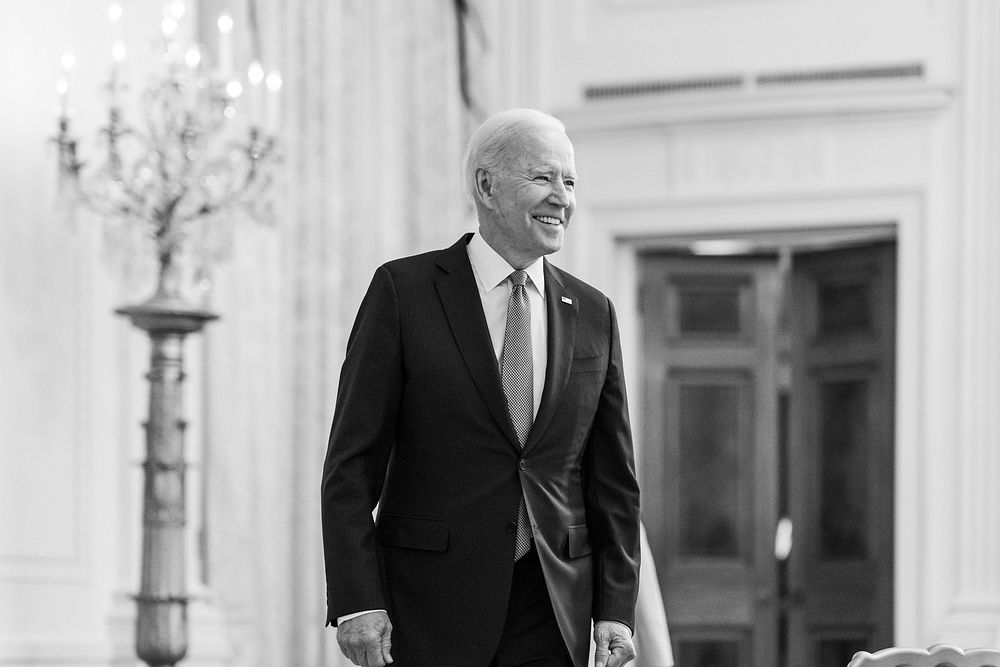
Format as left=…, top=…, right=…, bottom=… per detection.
left=322, top=108, right=641, bottom=667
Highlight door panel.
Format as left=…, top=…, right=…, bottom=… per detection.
left=640, top=244, right=895, bottom=666
left=788, top=244, right=896, bottom=666
left=641, top=256, right=780, bottom=667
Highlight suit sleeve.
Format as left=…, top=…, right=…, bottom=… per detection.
left=321, top=265, right=403, bottom=625
left=584, top=297, right=641, bottom=631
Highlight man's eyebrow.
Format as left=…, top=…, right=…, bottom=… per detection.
left=526, top=165, right=576, bottom=179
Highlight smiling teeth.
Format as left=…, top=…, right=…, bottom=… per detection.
left=535, top=216, right=561, bottom=225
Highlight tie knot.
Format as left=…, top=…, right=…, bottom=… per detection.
left=510, top=270, right=529, bottom=288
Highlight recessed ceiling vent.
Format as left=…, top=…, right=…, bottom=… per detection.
left=756, top=62, right=924, bottom=87
left=583, top=62, right=924, bottom=101
left=584, top=75, right=744, bottom=100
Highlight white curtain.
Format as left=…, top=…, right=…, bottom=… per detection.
left=200, top=1, right=472, bottom=664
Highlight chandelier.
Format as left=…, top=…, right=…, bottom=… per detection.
left=53, top=1, right=281, bottom=302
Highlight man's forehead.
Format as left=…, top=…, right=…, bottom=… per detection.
left=523, top=155, right=575, bottom=171
left=505, top=130, right=574, bottom=166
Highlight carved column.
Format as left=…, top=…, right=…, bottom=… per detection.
left=945, top=0, right=1000, bottom=647
left=117, top=284, right=217, bottom=666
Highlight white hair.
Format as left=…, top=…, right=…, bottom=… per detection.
left=461, top=108, right=567, bottom=206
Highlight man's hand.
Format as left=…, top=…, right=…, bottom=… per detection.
left=593, top=620, right=636, bottom=667
left=337, top=611, right=393, bottom=667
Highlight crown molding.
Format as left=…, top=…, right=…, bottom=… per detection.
left=558, top=81, right=955, bottom=132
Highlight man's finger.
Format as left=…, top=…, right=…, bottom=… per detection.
left=381, top=635, right=394, bottom=664
left=594, top=639, right=611, bottom=667
left=607, top=639, right=636, bottom=667
left=348, top=643, right=376, bottom=666
left=606, top=648, right=625, bottom=667
left=364, top=647, right=386, bottom=667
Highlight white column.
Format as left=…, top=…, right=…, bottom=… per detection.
left=943, top=0, right=1000, bottom=648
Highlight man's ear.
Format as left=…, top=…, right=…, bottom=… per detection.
left=475, top=168, right=496, bottom=209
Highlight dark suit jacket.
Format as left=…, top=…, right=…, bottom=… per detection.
left=322, top=234, right=640, bottom=667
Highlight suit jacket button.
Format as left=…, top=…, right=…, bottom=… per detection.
left=518, top=459, right=527, bottom=470
left=505, top=522, right=516, bottom=534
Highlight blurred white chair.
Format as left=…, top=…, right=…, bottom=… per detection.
left=633, top=522, right=674, bottom=667
left=847, top=643, right=1000, bottom=667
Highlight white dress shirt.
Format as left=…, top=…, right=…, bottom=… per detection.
left=337, top=233, right=548, bottom=627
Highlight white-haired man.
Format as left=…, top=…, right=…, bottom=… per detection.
left=322, top=108, right=641, bottom=667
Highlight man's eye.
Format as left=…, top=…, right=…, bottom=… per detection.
left=534, top=175, right=551, bottom=182
left=565, top=180, right=575, bottom=189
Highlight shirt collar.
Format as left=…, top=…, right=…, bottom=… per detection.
left=467, top=232, right=546, bottom=298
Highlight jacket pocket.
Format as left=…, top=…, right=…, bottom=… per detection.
left=377, top=515, right=449, bottom=552
left=566, top=523, right=592, bottom=558
left=570, top=354, right=607, bottom=374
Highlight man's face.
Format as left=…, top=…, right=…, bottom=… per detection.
left=482, top=125, right=577, bottom=268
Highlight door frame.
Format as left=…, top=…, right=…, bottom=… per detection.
left=634, top=238, right=897, bottom=664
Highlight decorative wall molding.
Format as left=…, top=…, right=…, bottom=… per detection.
left=0, top=171, right=94, bottom=588
left=567, top=108, right=939, bottom=208
left=563, top=82, right=953, bottom=131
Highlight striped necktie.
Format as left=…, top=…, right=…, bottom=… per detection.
left=501, top=270, right=534, bottom=560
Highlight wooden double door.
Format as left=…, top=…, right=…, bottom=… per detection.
left=640, top=243, right=895, bottom=667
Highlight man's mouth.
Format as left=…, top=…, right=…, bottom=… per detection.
left=533, top=215, right=563, bottom=226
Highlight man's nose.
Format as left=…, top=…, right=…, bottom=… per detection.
left=548, top=180, right=571, bottom=206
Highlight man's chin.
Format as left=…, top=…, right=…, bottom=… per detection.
left=536, top=228, right=565, bottom=252
left=533, top=241, right=562, bottom=258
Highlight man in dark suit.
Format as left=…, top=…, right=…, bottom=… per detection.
left=322, top=108, right=640, bottom=667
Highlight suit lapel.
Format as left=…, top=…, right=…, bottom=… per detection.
left=525, top=261, right=577, bottom=452
left=435, top=235, right=522, bottom=450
